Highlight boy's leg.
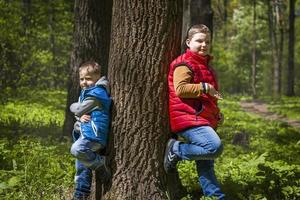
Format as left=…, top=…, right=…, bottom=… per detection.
left=171, top=126, right=224, bottom=198
left=196, top=160, right=225, bottom=199
left=174, top=126, right=223, bottom=160
left=73, top=159, right=92, bottom=199
left=71, top=136, right=110, bottom=172
left=71, top=131, right=110, bottom=199
left=164, top=126, right=223, bottom=173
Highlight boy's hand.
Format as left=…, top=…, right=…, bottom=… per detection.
left=80, top=114, right=91, bottom=123
left=207, top=83, right=223, bottom=100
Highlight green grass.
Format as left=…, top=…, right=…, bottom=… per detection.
left=267, top=96, right=300, bottom=121
left=0, top=89, right=74, bottom=200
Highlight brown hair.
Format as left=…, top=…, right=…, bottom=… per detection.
left=79, top=61, right=101, bottom=76
left=186, top=24, right=211, bottom=40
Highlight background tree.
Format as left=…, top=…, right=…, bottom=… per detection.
left=287, top=0, right=296, bottom=96
left=101, top=0, right=184, bottom=199
left=251, top=0, right=257, bottom=98
left=268, top=0, right=285, bottom=97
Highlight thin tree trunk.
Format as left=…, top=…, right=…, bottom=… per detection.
left=277, top=0, right=284, bottom=96
left=223, top=0, right=228, bottom=41
left=252, top=0, right=257, bottom=98
left=287, top=0, right=295, bottom=96
left=47, top=0, right=56, bottom=88
left=268, top=0, right=280, bottom=97
left=103, top=0, right=185, bottom=199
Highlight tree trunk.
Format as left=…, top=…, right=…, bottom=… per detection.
left=277, top=0, right=284, bottom=96
left=222, top=0, right=228, bottom=41
left=47, top=0, right=56, bottom=88
left=287, top=0, right=295, bottom=96
left=251, top=0, right=257, bottom=98
left=63, top=0, right=112, bottom=137
left=268, top=0, right=281, bottom=97
left=182, top=0, right=213, bottom=50
left=102, top=0, right=185, bottom=199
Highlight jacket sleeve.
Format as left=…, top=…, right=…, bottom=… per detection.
left=174, top=65, right=205, bottom=98
left=70, top=97, right=101, bottom=117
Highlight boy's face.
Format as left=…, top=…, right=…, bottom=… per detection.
left=186, top=32, right=210, bottom=56
left=79, top=69, right=99, bottom=89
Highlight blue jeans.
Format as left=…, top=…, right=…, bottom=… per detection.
left=71, top=131, right=105, bottom=198
left=173, top=126, right=225, bottom=199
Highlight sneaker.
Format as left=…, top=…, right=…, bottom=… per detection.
left=164, top=139, right=180, bottom=173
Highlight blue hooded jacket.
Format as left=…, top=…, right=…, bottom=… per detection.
left=70, top=76, right=111, bottom=146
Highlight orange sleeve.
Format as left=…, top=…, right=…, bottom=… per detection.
left=173, top=65, right=205, bottom=98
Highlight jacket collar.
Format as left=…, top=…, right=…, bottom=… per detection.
left=186, top=49, right=212, bottom=65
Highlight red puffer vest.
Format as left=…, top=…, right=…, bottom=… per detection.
left=168, top=49, right=220, bottom=133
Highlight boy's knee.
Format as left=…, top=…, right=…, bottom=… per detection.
left=71, top=143, right=86, bottom=158
left=211, top=142, right=223, bottom=158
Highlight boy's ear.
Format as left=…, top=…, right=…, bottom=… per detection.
left=186, top=39, right=190, bottom=48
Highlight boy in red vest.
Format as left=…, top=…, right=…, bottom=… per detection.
left=164, top=24, right=225, bottom=199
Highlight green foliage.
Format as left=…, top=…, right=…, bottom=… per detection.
left=0, top=89, right=66, bottom=128
left=267, top=96, right=300, bottom=121
left=213, top=1, right=271, bottom=95
left=0, top=89, right=74, bottom=199
left=178, top=161, right=198, bottom=193
left=0, top=0, right=73, bottom=101
left=0, top=137, right=74, bottom=199
left=178, top=97, right=300, bottom=199
left=212, top=0, right=300, bottom=96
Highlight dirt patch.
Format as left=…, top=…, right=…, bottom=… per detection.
left=240, top=100, right=300, bottom=129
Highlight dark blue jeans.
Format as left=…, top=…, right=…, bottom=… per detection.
left=71, top=131, right=104, bottom=198
left=173, top=126, right=225, bottom=199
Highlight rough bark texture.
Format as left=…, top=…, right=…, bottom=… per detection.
left=63, top=0, right=112, bottom=137
left=103, top=0, right=184, bottom=199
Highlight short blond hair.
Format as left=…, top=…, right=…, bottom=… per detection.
left=79, top=61, right=101, bottom=76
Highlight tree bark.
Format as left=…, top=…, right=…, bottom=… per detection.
left=63, top=0, right=112, bottom=137
left=287, top=0, right=295, bottom=96
left=103, top=0, right=185, bottom=199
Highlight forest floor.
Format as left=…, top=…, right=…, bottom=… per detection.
left=240, top=100, right=300, bottom=129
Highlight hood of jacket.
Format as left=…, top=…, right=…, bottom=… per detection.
left=95, top=76, right=110, bottom=94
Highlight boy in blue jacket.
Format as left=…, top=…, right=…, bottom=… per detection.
left=70, top=61, right=111, bottom=200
